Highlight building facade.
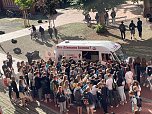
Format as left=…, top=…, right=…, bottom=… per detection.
left=0, top=0, right=18, bottom=10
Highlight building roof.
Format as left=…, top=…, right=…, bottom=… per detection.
left=56, top=40, right=121, bottom=52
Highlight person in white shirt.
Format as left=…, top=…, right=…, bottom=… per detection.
left=125, top=68, right=134, bottom=88
left=91, top=84, right=100, bottom=109
left=106, top=73, right=114, bottom=107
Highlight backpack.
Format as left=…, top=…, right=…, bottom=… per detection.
left=74, top=88, right=82, bottom=101
left=82, top=93, right=93, bottom=106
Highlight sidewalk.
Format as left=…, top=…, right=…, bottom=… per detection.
left=0, top=1, right=143, bottom=43
left=0, top=9, right=84, bottom=43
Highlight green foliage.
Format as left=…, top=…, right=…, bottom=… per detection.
left=96, top=24, right=107, bottom=34
left=45, top=0, right=58, bottom=15
left=72, top=0, right=127, bottom=12
left=14, top=0, right=33, bottom=10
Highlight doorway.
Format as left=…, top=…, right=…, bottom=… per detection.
left=82, top=51, right=99, bottom=62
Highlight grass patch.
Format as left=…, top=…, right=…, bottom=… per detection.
left=57, top=22, right=152, bottom=60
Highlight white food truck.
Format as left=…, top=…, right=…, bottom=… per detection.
left=54, top=40, right=127, bottom=63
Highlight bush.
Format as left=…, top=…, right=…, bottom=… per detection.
left=96, top=24, right=107, bottom=34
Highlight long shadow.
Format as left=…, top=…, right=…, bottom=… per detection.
left=59, top=32, right=86, bottom=40
left=35, top=39, right=45, bottom=45
left=45, top=42, right=53, bottom=47
left=30, top=12, right=63, bottom=21
left=121, top=38, right=152, bottom=59
left=116, top=2, right=143, bottom=16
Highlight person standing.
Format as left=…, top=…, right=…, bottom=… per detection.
left=137, top=18, right=142, bottom=39
left=53, top=26, right=58, bottom=39
left=48, top=26, right=53, bottom=39
left=35, top=72, right=43, bottom=101
left=111, top=8, right=116, bottom=25
left=119, top=21, right=126, bottom=40
left=7, top=52, right=12, bottom=68
left=98, top=80, right=109, bottom=114
left=74, top=82, right=83, bottom=114
left=129, top=20, right=136, bottom=40
left=56, top=86, right=68, bottom=114
left=39, top=26, right=45, bottom=42
left=95, top=13, right=99, bottom=24
left=117, top=76, right=127, bottom=105
left=31, top=25, right=37, bottom=39
left=134, top=57, right=141, bottom=83
left=104, top=10, right=109, bottom=26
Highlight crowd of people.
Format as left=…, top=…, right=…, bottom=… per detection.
left=1, top=53, right=152, bottom=114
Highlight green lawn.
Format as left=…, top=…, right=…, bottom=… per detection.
left=57, top=22, right=152, bottom=60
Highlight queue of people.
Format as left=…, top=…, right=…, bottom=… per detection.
left=30, top=25, right=58, bottom=42
left=1, top=54, right=152, bottom=114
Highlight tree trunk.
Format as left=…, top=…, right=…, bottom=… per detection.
left=98, top=12, right=105, bottom=25
left=26, top=10, right=30, bottom=27
left=52, top=15, right=55, bottom=27
left=48, top=15, right=51, bottom=27
left=23, top=10, right=28, bottom=27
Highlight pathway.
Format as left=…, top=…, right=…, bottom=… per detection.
left=0, top=1, right=143, bottom=43
left=0, top=1, right=150, bottom=114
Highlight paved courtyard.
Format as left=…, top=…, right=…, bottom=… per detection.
left=0, top=1, right=152, bottom=114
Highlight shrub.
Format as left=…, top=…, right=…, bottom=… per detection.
left=96, top=24, right=107, bottom=34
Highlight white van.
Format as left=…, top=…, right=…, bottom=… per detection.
left=54, top=40, right=127, bottom=63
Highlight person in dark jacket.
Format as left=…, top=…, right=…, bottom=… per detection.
left=134, top=57, right=141, bottom=83
left=7, top=52, right=12, bottom=68
left=2, top=61, right=8, bottom=76
left=56, top=86, right=68, bottom=114
left=48, top=26, right=53, bottom=38
left=137, top=18, right=142, bottom=39
left=41, top=72, right=51, bottom=103
left=39, top=26, right=45, bottom=42
left=34, top=72, right=42, bottom=101
left=11, top=77, right=19, bottom=99
left=119, top=21, right=126, bottom=40
left=129, top=20, right=136, bottom=40
left=97, top=80, right=109, bottom=114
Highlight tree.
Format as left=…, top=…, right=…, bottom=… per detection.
left=14, top=0, right=34, bottom=27
left=35, top=0, right=58, bottom=27
left=72, top=0, right=127, bottom=24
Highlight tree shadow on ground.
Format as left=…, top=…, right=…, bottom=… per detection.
left=58, top=33, right=86, bottom=41
left=35, top=39, right=45, bottom=45
left=121, top=38, right=152, bottom=60
left=116, top=2, right=143, bottom=16
left=30, top=12, right=63, bottom=21
left=45, top=42, right=53, bottom=47
left=12, top=101, right=52, bottom=114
